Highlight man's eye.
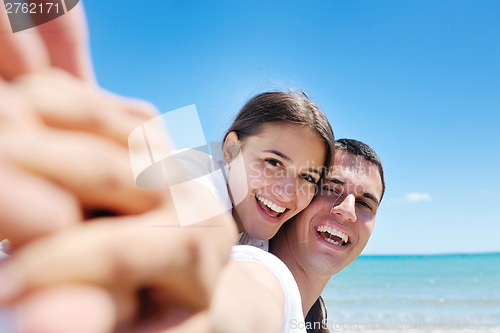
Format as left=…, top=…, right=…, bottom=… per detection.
left=357, top=200, right=372, bottom=211
left=321, top=185, right=341, bottom=196
left=265, top=158, right=283, bottom=168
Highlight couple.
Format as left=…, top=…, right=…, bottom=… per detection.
left=212, top=137, right=385, bottom=332
left=0, top=4, right=385, bottom=333
left=125, top=87, right=385, bottom=331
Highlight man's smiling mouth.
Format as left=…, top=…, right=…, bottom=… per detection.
left=256, top=194, right=286, bottom=218
left=315, top=225, right=349, bottom=246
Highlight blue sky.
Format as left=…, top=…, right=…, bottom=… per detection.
left=83, top=0, right=499, bottom=255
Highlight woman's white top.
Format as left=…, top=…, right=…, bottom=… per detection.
left=231, top=245, right=306, bottom=333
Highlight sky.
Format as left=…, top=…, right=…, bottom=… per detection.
left=83, top=0, right=499, bottom=255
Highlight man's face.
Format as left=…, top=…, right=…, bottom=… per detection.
left=288, top=151, right=383, bottom=277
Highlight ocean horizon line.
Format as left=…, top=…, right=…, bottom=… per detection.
left=359, top=251, right=500, bottom=258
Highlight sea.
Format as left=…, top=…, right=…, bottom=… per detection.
left=321, top=252, right=500, bottom=332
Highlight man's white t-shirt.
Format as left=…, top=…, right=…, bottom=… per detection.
left=231, top=245, right=306, bottom=333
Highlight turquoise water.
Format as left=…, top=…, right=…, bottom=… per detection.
left=323, top=253, right=500, bottom=328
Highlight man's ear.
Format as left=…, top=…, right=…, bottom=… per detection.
left=223, top=132, right=241, bottom=164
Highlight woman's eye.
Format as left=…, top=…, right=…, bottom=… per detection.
left=300, top=174, right=317, bottom=184
left=265, top=158, right=283, bottom=168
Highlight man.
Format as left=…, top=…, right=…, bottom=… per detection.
left=210, top=138, right=385, bottom=332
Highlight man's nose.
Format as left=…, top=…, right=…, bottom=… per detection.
left=330, top=194, right=357, bottom=223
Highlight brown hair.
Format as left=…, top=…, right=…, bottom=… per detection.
left=223, top=91, right=335, bottom=171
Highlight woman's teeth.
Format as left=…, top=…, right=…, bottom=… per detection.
left=256, top=194, right=286, bottom=214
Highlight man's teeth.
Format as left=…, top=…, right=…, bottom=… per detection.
left=316, top=225, right=349, bottom=245
left=256, top=194, right=286, bottom=213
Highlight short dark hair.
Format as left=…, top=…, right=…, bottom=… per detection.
left=335, top=138, right=386, bottom=201
left=224, top=91, right=335, bottom=172
left=304, top=296, right=329, bottom=333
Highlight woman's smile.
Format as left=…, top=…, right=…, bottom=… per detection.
left=226, top=122, right=326, bottom=240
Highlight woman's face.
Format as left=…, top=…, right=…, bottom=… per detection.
left=224, top=122, right=326, bottom=240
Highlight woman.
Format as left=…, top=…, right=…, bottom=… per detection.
left=223, top=91, right=335, bottom=249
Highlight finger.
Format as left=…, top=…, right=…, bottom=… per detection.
left=0, top=79, right=41, bottom=130
left=0, top=5, right=49, bottom=80
left=13, top=70, right=159, bottom=147
left=35, top=4, right=96, bottom=83
left=0, top=127, right=164, bottom=215
left=15, top=285, right=115, bottom=333
left=0, top=157, right=81, bottom=249
left=0, top=205, right=234, bottom=307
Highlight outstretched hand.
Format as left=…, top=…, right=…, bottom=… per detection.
left=0, top=70, right=162, bottom=248
left=0, top=4, right=237, bottom=333
left=0, top=194, right=235, bottom=333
